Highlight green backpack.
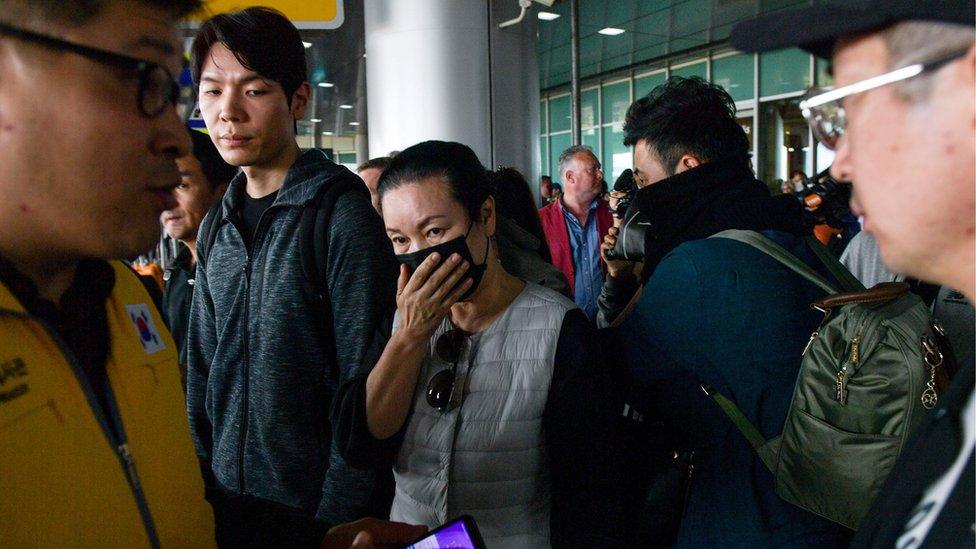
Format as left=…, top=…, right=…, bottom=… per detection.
left=706, top=230, right=950, bottom=530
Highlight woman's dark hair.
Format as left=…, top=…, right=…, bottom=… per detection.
left=377, top=141, right=493, bottom=223
left=188, top=129, right=237, bottom=191
left=191, top=7, right=307, bottom=106
left=492, top=168, right=552, bottom=262
left=623, top=76, right=750, bottom=175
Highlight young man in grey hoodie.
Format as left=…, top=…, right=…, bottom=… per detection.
left=185, top=7, right=398, bottom=546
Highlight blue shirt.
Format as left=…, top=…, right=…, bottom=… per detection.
left=562, top=198, right=603, bottom=319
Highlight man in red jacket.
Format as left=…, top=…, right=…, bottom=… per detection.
left=539, top=145, right=613, bottom=318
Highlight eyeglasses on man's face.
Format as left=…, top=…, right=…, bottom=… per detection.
left=800, top=48, right=968, bottom=151
left=0, top=21, right=193, bottom=121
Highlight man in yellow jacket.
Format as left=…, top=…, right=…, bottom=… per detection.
left=0, top=0, right=213, bottom=546
left=0, top=1, right=424, bottom=547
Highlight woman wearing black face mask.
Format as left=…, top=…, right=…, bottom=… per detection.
left=330, top=141, right=625, bottom=548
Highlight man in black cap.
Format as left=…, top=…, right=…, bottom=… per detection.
left=731, top=3, right=974, bottom=547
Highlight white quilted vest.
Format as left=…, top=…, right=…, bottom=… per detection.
left=390, top=283, right=575, bottom=548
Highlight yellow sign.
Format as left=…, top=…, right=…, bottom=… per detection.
left=190, top=0, right=344, bottom=29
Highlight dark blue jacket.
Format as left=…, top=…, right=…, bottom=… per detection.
left=185, top=150, right=397, bottom=525
left=614, top=231, right=850, bottom=547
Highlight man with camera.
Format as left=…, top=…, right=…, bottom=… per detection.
left=602, top=77, right=845, bottom=546
left=731, top=2, right=974, bottom=546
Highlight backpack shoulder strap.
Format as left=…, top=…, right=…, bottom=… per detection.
left=804, top=235, right=866, bottom=293
left=196, top=200, right=224, bottom=269
left=701, top=384, right=776, bottom=472
left=711, top=229, right=838, bottom=295
left=298, top=172, right=369, bottom=299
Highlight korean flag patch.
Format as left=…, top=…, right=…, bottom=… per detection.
left=126, top=304, right=166, bottom=355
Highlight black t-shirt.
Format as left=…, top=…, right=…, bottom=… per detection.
left=240, top=190, right=279, bottom=245
left=0, top=255, right=116, bottom=423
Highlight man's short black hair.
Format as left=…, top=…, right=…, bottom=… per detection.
left=624, top=76, right=750, bottom=175
left=0, top=0, right=201, bottom=24
left=191, top=7, right=307, bottom=106
left=188, top=129, right=237, bottom=191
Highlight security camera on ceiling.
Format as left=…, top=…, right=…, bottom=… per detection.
left=499, top=0, right=559, bottom=28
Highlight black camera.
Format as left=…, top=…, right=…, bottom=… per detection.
left=605, top=169, right=650, bottom=262
left=609, top=169, right=636, bottom=219
left=796, top=167, right=851, bottom=228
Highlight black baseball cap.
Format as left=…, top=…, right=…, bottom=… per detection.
left=730, top=0, right=975, bottom=59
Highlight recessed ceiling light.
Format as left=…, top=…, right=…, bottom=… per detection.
left=302, top=41, right=312, bottom=48
left=310, top=118, right=322, bottom=122
left=318, top=82, right=334, bottom=88
left=339, top=104, right=353, bottom=109
left=598, top=27, right=625, bottom=36
left=537, top=11, right=560, bottom=21
left=349, top=122, right=360, bottom=126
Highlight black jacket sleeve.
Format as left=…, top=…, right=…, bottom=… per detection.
left=319, top=190, right=399, bottom=521
left=546, top=308, right=628, bottom=547
left=330, top=314, right=406, bottom=470
left=596, top=272, right=641, bottom=329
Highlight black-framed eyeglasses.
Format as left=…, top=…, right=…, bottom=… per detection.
left=0, top=21, right=193, bottom=120
left=799, top=48, right=969, bottom=151
left=426, top=329, right=469, bottom=411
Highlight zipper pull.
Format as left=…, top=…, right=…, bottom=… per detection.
left=849, top=335, right=860, bottom=366
left=835, top=366, right=850, bottom=405
left=118, top=443, right=142, bottom=491
left=802, top=331, right=819, bottom=357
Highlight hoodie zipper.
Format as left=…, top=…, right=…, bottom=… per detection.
left=228, top=203, right=276, bottom=496
left=1, top=310, right=161, bottom=548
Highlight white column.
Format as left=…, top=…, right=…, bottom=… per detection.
left=365, top=0, right=539, bottom=176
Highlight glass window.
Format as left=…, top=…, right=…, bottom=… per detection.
left=549, top=133, right=572, bottom=184
left=760, top=48, right=811, bottom=97
left=760, top=98, right=811, bottom=191
left=539, top=137, right=550, bottom=178
left=540, top=100, right=547, bottom=134
left=583, top=127, right=601, bottom=159
left=581, top=88, right=599, bottom=129
left=738, top=113, right=754, bottom=149
left=634, top=72, right=665, bottom=99
left=670, top=61, right=707, bottom=81
left=816, top=57, right=834, bottom=87
left=549, top=95, right=571, bottom=133
left=602, top=125, right=630, bottom=181
left=712, top=54, right=755, bottom=102
left=601, top=81, right=630, bottom=125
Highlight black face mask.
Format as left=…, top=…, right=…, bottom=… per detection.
left=395, top=222, right=490, bottom=302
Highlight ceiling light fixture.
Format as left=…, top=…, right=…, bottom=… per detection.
left=537, top=11, right=560, bottom=21
left=310, top=118, right=322, bottom=122
left=598, top=27, right=625, bottom=36
left=302, top=41, right=312, bottom=48
left=318, top=82, right=334, bottom=88
left=349, top=122, right=360, bottom=126
left=339, top=104, right=353, bottom=109
left=322, top=131, right=333, bottom=135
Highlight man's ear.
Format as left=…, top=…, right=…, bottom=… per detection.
left=675, top=154, right=702, bottom=174
left=289, top=82, right=311, bottom=121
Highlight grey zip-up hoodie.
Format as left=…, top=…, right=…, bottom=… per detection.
left=185, top=150, right=397, bottom=525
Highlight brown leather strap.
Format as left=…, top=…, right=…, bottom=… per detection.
left=811, top=282, right=909, bottom=312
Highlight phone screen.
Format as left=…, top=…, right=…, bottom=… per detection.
left=403, top=517, right=481, bottom=549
